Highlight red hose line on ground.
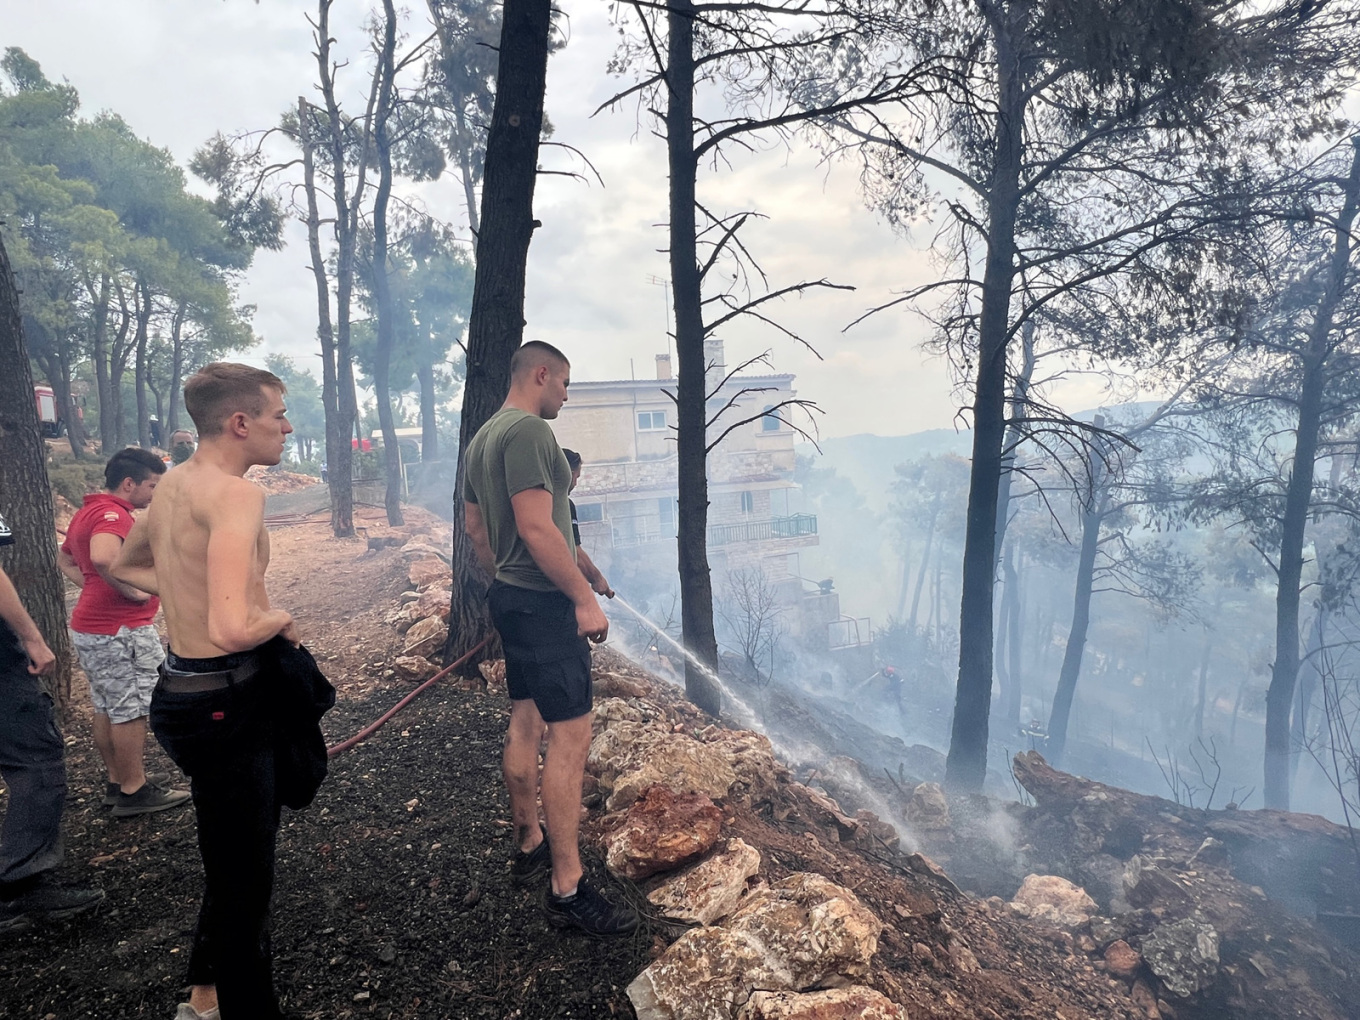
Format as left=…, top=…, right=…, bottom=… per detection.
left=326, top=636, right=491, bottom=758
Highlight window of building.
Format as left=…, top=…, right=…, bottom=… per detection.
left=659, top=497, right=678, bottom=537
left=576, top=502, right=603, bottom=523
left=761, top=405, right=781, bottom=431
left=637, top=410, right=667, bottom=431
left=740, top=490, right=754, bottom=514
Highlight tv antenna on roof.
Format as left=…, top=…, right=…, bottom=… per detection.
left=646, top=274, right=672, bottom=355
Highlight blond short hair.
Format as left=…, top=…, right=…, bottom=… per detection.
left=185, top=362, right=286, bottom=437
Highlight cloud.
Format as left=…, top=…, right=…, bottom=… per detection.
left=4, top=0, right=963, bottom=438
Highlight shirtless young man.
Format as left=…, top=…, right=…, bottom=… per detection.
left=463, top=341, right=637, bottom=937
left=112, top=362, right=297, bottom=1020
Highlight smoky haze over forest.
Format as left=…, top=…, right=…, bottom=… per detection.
left=5, top=0, right=1360, bottom=839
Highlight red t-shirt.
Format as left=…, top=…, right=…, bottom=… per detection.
left=62, top=493, right=159, bottom=635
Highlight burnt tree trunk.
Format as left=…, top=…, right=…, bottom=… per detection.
left=443, top=0, right=553, bottom=669
left=371, top=0, right=404, bottom=527
left=992, top=319, right=1036, bottom=569
left=1265, top=139, right=1360, bottom=811
left=1005, top=545, right=1024, bottom=726
left=0, top=232, right=72, bottom=705
left=946, top=13, right=1024, bottom=792
left=1046, top=483, right=1107, bottom=766
left=668, top=0, right=722, bottom=717
left=908, top=505, right=937, bottom=632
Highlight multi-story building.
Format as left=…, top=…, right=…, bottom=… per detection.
left=549, top=340, right=828, bottom=639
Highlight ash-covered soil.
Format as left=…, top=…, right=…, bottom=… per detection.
left=0, top=508, right=1282, bottom=1019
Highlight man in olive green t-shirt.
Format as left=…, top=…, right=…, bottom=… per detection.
left=463, top=340, right=636, bottom=938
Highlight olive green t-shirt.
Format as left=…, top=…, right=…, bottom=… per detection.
left=462, top=407, right=575, bottom=592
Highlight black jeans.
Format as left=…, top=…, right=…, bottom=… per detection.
left=0, top=665, right=66, bottom=889
left=151, top=672, right=282, bottom=1019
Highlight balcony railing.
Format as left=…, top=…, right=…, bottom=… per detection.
left=707, top=513, right=817, bottom=547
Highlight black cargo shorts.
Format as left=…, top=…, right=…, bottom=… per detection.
left=487, top=580, right=592, bottom=722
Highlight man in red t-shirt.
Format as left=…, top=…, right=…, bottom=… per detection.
left=58, top=448, right=190, bottom=818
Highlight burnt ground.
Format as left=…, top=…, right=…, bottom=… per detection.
left=0, top=508, right=1322, bottom=1019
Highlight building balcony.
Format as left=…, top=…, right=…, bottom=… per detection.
left=592, top=512, right=818, bottom=550
left=707, top=513, right=817, bottom=547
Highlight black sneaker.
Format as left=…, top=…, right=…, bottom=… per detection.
left=545, top=880, right=639, bottom=937
left=0, top=878, right=104, bottom=933
left=111, top=781, right=191, bottom=818
left=510, top=826, right=551, bottom=887
left=103, top=772, right=175, bottom=808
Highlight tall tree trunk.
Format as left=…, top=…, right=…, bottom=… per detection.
left=909, top=508, right=937, bottom=632
left=417, top=359, right=438, bottom=462
left=1047, top=486, right=1106, bottom=766
left=946, top=14, right=1024, bottom=792
left=296, top=95, right=350, bottom=538
left=455, top=104, right=482, bottom=241
left=1289, top=607, right=1325, bottom=788
left=33, top=347, right=85, bottom=459
left=315, top=0, right=362, bottom=538
left=1264, top=139, right=1360, bottom=811
left=1195, top=629, right=1213, bottom=740
left=109, top=282, right=133, bottom=448
left=167, top=299, right=187, bottom=435
left=443, top=0, right=552, bottom=669
left=371, top=0, right=404, bottom=527
left=1005, top=544, right=1024, bottom=725
left=90, top=273, right=114, bottom=453
left=893, top=543, right=913, bottom=620
left=134, top=279, right=153, bottom=449
left=0, top=233, right=72, bottom=705
left=992, top=320, right=1036, bottom=569
left=668, top=0, right=722, bottom=717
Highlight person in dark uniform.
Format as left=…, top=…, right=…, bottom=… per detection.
left=561, top=449, right=612, bottom=599
left=0, top=509, right=104, bottom=933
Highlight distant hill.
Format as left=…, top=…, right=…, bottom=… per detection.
left=800, top=402, right=1166, bottom=509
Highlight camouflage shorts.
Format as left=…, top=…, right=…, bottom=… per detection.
left=72, top=625, right=165, bottom=723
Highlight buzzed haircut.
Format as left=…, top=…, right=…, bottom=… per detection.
left=185, top=362, right=286, bottom=437
left=510, top=340, right=569, bottom=381
left=169, top=429, right=195, bottom=444
left=562, top=448, right=582, bottom=471
left=105, top=447, right=167, bottom=490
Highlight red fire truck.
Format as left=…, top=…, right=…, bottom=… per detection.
left=34, top=385, right=83, bottom=438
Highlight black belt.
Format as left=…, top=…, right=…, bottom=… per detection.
left=157, top=654, right=262, bottom=693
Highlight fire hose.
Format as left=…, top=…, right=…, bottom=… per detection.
left=326, top=635, right=491, bottom=758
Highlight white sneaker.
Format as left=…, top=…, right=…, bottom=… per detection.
left=174, top=1004, right=220, bottom=1020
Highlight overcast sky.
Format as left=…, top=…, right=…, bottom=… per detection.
left=4, top=0, right=1152, bottom=439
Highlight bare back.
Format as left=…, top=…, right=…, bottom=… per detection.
left=112, top=381, right=294, bottom=657
left=147, top=462, right=271, bottom=657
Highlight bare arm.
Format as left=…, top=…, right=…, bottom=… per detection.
left=463, top=501, right=496, bottom=578
left=511, top=487, right=608, bottom=641
left=57, top=547, right=84, bottom=588
left=110, top=520, right=160, bottom=596
left=576, top=547, right=613, bottom=598
left=0, top=565, right=55, bottom=675
left=91, top=532, right=152, bottom=602
left=204, top=484, right=291, bottom=652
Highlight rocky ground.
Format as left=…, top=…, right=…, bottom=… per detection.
left=2, top=505, right=1356, bottom=1019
